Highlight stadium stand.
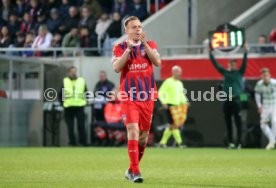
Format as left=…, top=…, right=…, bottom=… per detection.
left=0, top=0, right=172, bottom=57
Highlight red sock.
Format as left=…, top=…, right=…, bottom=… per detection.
left=128, top=140, right=140, bottom=175
left=138, top=144, right=146, bottom=162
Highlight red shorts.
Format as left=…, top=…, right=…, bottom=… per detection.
left=121, top=100, right=154, bottom=131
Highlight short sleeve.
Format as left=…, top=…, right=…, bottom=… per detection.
left=148, top=41, right=158, bottom=50
left=111, top=45, right=124, bottom=64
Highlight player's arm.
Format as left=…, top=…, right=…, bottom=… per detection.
left=113, top=48, right=131, bottom=73
left=254, top=84, right=262, bottom=113
left=158, top=79, right=169, bottom=108
left=239, top=44, right=248, bottom=75
left=113, top=36, right=133, bottom=73
left=140, top=32, right=161, bottom=67
left=180, top=82, right=188, bottom=105
left=209, top=51, right=226, bottom=74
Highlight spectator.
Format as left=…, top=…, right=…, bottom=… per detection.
left=12, top=31, right=25, bottom=56
left=1, top=0, right=11, bottom=21
left=150, top=0, right=170, bottom=14
left=0, top=26, right=12, bottom=49
left=106, top=11, right=122, bottom=39
left=62, top=27, right=80, bottom=56
left=33, top=9, right=47, bottom=34
left=59, top=6, right=80, bottom=35
left=79, top=26, right=90, bottom=48
left=79, top=26, right=96, bottom=56
left=46, top=8, right=62, bottom=34
left=0, top=17, right=7, bottom=29
left=59, top=0, right=72, bottom=20
left=98, top=0, right=113, bottom=14
left=269, top=28, right=276, bottom=51
left=79, top=6, right=95, bottom=31
left=112, top=0, right=127, bottom=17
left=14, top=0, right=27, bottom=20
left=28, top=0, right=40, bottom=23
left=256, top=34, right=275, bottom=53
left=95, top=12, right=112, bottom=40
left=93, top=70, right=115, bottom=121
left=44, top=0, right=60, bottom=16
left=79, top=5, right=96, bottom=31
left=51, top=33, right=62, bottom=56
left=32, top=25, right=53, bottom=56
left=22, top=31, right=35, bottom=57
left=13, top=31, right=25, bottom=48
left=7, top=12, right=20, bottom=41
left=21, top=12, right=34, bottom=33
left=47, top=0, right=60, bottom=8
left=126, top=0, right=148, bottom=21
left=51, top=33, right=62, bottom=48
left=82, top=0, right=102, bottom=19
left=103, top=11, right=122, bottom=56
left=269, top=28, right=276, bottom=43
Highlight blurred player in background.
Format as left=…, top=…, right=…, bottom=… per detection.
left=254, top=68, right=276, bottom=150
left=112, top=16, right=161, bottom=183
left=209, top=44, right=248, bottom=149
left=158, top=66, right=188, bottom=148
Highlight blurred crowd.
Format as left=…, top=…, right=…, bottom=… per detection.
left=256, top=30, right=276, bottom=53
left=0, top=0, right=172, bottom=57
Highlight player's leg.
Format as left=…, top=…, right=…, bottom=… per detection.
left=260, top=107, right=275, bottom=150
left=76, top=106, right=87, bottom=146
left=233, top=99, right=242, bottom=148
left=64, top=107, right=76, bottom=146
left=223, top=101, right=234, bottom=148
left=121, top=101, right=141, bottom=181
left=126, top=123, right=144, bottom=183
left=171, top=126, right=183, bottom=147
left=159, top=108, right=173, bottom=147
left=128, top=100, right=154, bottom=182
left=271, top=106, right=276, bottom=140
left=138, top=130, right=149, bottom=161
left=160, top=125, right=172, bottom=146
left=137, top=101, right=154, bottom=159
left=126, top=123, right=140, bottom=174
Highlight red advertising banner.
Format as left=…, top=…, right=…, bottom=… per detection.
left=161, top=57, right=276, bottom=80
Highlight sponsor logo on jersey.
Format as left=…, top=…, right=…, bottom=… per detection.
left=128, top=63, right=147, bottom=70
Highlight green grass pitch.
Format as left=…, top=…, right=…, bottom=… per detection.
left=0, top=148, right=275, bottom=188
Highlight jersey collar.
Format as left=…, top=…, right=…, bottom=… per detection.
left=126, top=40, right=141, bottom=46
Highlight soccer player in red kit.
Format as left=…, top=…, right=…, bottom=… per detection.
left=112, top=16, right=161, bottom=183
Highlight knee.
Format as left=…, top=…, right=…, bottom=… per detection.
left=168, top=124, right=174, bottom=130
left=127, top=126, right=139, bottom=140
left=139, top=136, right=148, bottom=146
left=139, top=139, right=147, bottom=146
left=171, top=126, right=178, bottom=130
left=139, top=131, right=149, bottom=146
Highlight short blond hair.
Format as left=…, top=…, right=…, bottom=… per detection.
left=124, top=16, right=140, bottom=28
left=39, top=25, right=48, bottom=33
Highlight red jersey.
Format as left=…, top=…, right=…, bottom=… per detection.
left=112, top=41, right=158, bottom=101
